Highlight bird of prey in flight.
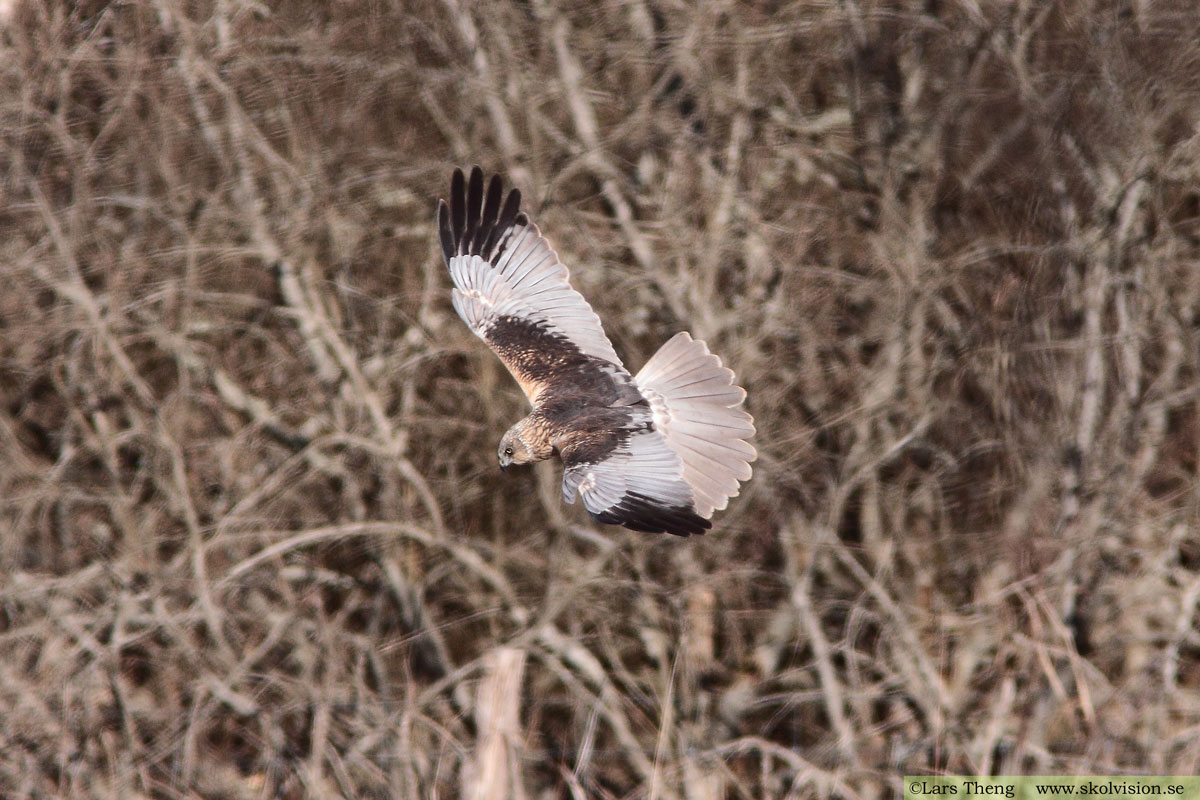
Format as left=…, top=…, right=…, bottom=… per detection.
left=437, top=167, right=755, bottom=536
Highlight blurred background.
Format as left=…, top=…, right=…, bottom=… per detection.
left=2, top=1, right=1199, bottom=798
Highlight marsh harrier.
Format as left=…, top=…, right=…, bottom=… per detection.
left=437, top=167, right=755, bottom=536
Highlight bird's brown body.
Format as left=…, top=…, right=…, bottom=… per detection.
left=502, top=368, right=650, bottom=466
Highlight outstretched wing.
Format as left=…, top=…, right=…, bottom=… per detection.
left=437, top=166, right=627, bottom=406
left=562, top=425, right=712, bottom=537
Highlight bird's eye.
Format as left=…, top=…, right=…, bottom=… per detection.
left=504, top=447, right=513, bottom=456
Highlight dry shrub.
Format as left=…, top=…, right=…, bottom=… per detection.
left=2, top=1, right=1199, bottom=798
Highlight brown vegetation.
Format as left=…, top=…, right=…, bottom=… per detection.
left=2, top=1, right=1199, bottom=797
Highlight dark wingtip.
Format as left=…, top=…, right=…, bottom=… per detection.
left=437, top=200, right=454, bottom=265
left=474, top=174, right=504, bottom=256
left=465, top=166, right=484, bottom=254
left=450, top=168, right=466, bottom=251
left=481, top=180, right=519, bottom=258
left=593, top=493, right=712, bottom=537
left=442, top=166, right=527, bottom=265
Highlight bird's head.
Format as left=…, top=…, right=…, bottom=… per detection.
left=498, top=419, right=551, bottom=470
left=497, top=431, right=528, bottom=470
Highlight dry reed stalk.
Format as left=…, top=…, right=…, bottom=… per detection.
left=467, top=646, right=528, bottom=800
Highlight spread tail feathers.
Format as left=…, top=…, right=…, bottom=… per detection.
left=634, top=332, right=756, bottom=518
